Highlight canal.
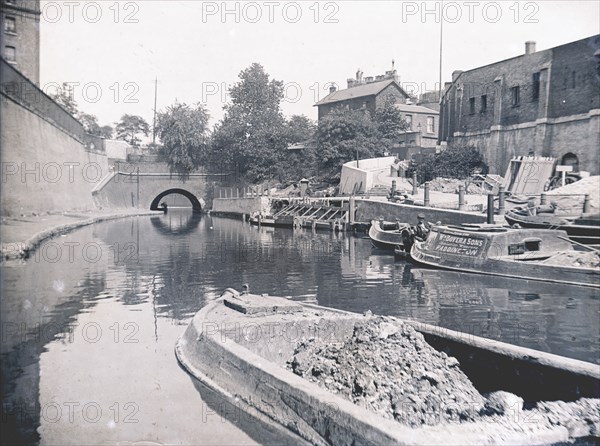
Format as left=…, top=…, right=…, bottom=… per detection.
left=2, top=209, right=599, bottom=444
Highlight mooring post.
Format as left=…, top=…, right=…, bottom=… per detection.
left=540, top=192, right=547, bottom=205
left=487, top=194, right=495, bottom=224
left=498, top=185, right=506, bottom=215
left=458, top=184, right=465, bottom=211
left=423, top=182, right=430, bottom=207
left=412, top=172, right=418, bottom=195
left=583, top=194, right=590, bottom=213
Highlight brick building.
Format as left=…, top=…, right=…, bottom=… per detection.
left=395, top=103, right=439, bottom=148
left=439, top=35, right=600, bottom=175
left=1, top=0, right=40, bottom=84
left=315, top=68, right=410, bottom=120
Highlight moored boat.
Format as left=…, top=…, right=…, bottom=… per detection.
left=176, top=289, right=600, bottom=445
left=410, top=224, right=600, bottom=288
left=248, top=213, right=277, bottom=226
left=368, top=219, right=412, bottom=255
left=504, top=209, right=600, bottom=247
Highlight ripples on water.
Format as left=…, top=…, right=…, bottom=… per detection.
left=1, top=210, right=599, bottom=444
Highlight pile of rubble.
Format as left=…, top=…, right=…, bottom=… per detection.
left=541, top=251, right=600, bottom=269
left=287, top=316, right=600, bottom=435
left=427, top=178, right=485, bottom=195
left=546, top=176, right=600, bottom=214
left=288, top=316, right=486, bottom=427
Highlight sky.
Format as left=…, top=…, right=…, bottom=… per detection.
left=40, top=0, right=600, bottom=133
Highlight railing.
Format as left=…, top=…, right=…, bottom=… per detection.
left=0, top=57, right=87, bottom=142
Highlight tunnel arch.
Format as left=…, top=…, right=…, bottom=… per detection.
left=150, top=188, right=203, bottom=212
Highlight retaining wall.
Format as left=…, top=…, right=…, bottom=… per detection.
left=211, top=197, right=270, bottom=216
left=1, top=97, right=107, bottom=216
left=353, top=199, right=488, bottom=225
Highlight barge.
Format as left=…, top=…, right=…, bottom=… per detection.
left=504, top=209, right=600, bottom=247
left=176, top=289, right=599, bottom=445
left=368, top=219, right=412, bottom=255
left=410, top=224, right=599, bottom=288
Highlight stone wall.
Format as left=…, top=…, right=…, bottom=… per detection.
left=211, top=197, right=270, bottom=216
left=353, top=199, right=487, bottom=225
left=440, top=35, right=600, bottom=175
left=1, top=97, right=108, bottom=216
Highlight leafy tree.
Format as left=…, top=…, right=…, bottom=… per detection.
left=77, top=112, right=113, bottom=138
left=407, top=145, right=488, bottom=184
left=98, top=125, right=113, bottom=139
left=115, top=114, right=150, bottom=146
left=49, top=82, right=78, bottom=116
left=374, top=96, right=409, bottom=141
left=286, top=115, right=316, bottom=144
left=275, top=115, right=318, bottom=182
left=317, top=107, right=379, bottom=175
left=156, top=102, right=210, bottom=178
left=209, top=63, right=287, bottom=182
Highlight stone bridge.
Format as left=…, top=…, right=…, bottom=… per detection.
left=92, top=170, right=229, bottom=212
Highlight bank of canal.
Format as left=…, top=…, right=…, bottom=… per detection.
left=1, top=210, right=598, bottom=444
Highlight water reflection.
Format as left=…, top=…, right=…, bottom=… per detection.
left=1, top=210, right=598, bottom=445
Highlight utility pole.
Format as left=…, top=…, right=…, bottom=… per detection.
left=152, top=77, right=158, bottom=145
left=439, top=11, right=443, bottom=101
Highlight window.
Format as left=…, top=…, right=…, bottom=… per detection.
left=469, top=97, right=475, bottom=114
left=511, top=86, right=520, bottom=107
left=481, top=95, right=488, bottom=112
left=532, top=72, right=540, bottom=101
left=4, top=16, right=16, bottom=34
left=4, top=46, right=16, bottom=62
left=405, top=114, right=412, bottom=130
left=426, top=116, right=434, bottom=133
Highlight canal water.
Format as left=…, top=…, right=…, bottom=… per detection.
left=2, top=209, right=599, bottom=444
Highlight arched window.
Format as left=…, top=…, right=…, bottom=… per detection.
left=561, top=153, right=579, bottom=172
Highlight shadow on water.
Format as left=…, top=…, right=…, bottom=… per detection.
left=150, top=212, right=202, bottom=237
left=184, top=371, right=305, bottom=445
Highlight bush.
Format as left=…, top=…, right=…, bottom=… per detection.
left=407, top=145, right=488, bottom=185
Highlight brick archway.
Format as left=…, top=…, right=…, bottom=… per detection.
left=149, top=188, right=203, bottom=212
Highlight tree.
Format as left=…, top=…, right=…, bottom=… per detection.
left=209, top=63, right=287, bottom=182
left=115, top=114, right=150, bottom=146
left=49, top=82, right=78, bottom=116
left=407, top=145, right=489, bottom=184
left=98, top=125, right=113, bottom=139
left=286, top=115, right=316, bottom=144
left=156, top=102, right=210, bottom=178
left=317, top=107, right=379, bottom=175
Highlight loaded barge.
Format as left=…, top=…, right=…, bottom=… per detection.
left=176, top=289, right=599, bottom=445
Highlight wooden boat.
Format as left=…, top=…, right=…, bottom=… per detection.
left=248, top=213, right=277, bottom=226
left=368, top=219, right=412, bottom=255
left=504, top=209, right=600, bottom=247
left=176, top=289, right=599, bottom=445
left=410, top=224, right=600, bottom=288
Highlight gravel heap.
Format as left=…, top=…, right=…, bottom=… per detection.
left=547, top=176, right=600, bottom=214
left=541, top=251, right=600, bottom=269
left=287, top=316, right=486, bottom=427
left=428, top=178, right=485, bottom=195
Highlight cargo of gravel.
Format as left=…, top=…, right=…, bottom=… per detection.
left=546, top=176, right=600, bottom=214
left=286, top=316, right=600, bottom=436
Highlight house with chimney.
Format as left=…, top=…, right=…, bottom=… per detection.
left=439, top=35, right=600, bottom=175
left=315, top=68, right=410, bottom=120
left=314, top=67, right=440, bottom=159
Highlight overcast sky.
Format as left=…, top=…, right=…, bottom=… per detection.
left=40, top=0, right=600, bottom=131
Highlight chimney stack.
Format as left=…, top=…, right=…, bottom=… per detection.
left=329, top=85, right=337, bottom=94
left=525, top=41, right=536, bottom=55
left=347, top=78, right=355, bottom=88
left=452, top=70, right=463, bottom=82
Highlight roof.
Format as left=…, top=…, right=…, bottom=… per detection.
left=314, top=79, right=408, bottom=106
left=394, top=103, right=439, bottom=115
